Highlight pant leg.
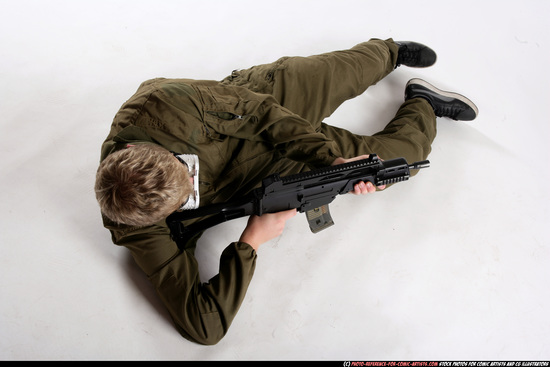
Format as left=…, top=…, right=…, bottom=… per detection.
left=222, top=38, right=399, bottom=128
left=321, top=98, right=437, bottom=174
left=222, top=39, right=436, bottom=173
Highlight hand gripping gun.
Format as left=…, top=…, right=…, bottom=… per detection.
left=167, top=154, right=429, bottom=249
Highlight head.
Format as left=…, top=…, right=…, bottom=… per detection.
left=95, top=144, right=193, bottom=227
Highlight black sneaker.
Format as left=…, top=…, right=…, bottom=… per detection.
left=405, top=78, right=479, bottom=121
left=395, top=41, right=437, bottom=68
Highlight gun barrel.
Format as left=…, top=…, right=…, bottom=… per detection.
left=408, top=160, right=430, bottom=170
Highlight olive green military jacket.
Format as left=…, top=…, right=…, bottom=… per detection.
left=99, top=78, right=342, bottom=345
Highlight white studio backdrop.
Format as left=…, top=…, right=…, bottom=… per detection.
left=0, top=0, right=549, bottom=361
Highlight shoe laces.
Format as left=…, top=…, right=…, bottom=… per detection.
left=397, top=45, right=419, bottom=65
left=435, top=101, right=463, bottom=120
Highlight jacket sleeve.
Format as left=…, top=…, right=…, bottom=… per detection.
left=151, top=241, right=256, bottom=345
left=106, top=218, right=256, bottom=345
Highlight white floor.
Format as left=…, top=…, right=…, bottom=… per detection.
left=1, top=0, right=549, bottom=361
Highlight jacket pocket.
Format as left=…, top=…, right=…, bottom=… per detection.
left=204, top=110, right=259, bottom=139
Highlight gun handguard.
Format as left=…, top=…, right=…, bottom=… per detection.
left=167, top=154, right=429, bottom=249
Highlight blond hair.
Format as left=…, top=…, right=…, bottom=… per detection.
left=95, top=144, right=193, bottom=226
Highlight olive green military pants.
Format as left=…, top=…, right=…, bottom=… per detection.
left=221, top=38, right=437, bottom=167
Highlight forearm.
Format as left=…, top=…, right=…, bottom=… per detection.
left=238, top=209, right=297, bottom=250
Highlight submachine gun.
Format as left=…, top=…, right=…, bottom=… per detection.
left=167, top=154, right=429, bottom=249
